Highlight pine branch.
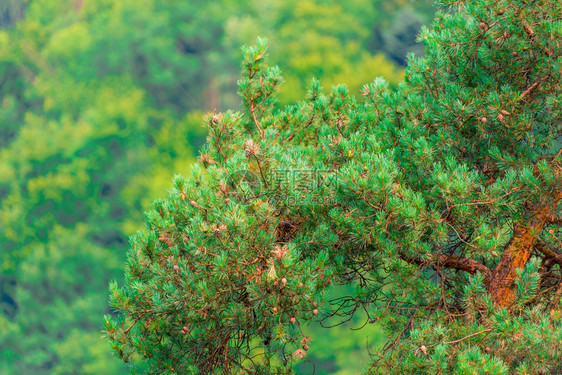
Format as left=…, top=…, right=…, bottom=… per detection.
left=535, top=240, right=562, bottom=267
left=436, top=254, right=492, bottom=284
left=400, top=253, right=492, bottom=284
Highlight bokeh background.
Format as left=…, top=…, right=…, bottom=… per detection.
left=0, top=0, right=435, bottom=373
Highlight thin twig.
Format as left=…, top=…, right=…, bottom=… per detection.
left=437, top=329, right=492, bottom=347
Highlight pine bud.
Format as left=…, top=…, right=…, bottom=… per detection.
left=485, top=346, right=491, bottom=353
left=302, top=344, right=309, bottom=351
left=272, top=245, right=288, bottom=260
left=272, top=307, right=278, bottom=313
left=199, top=153, right=216, bottom=167
left=292, top=348, right=306, bottom=360
left=312, top=309, right=318, bottom=316
left=281, top=277, right=287, bottom=287
left=244, top=139, right=257, bottom=156
left=512, top=51, right=518, bottom=57
left=500, top=109, right=511, bottom=116
left=190, top=200, right=205, bottom=210
left=479, top=22, right=488, bottom=31
left=173, top=264, right=180, bottom=274
left=497, top=113, right=504, bottom=122
left=491, top=251, right=499, bottom=257
left=480, top=117, right=487, bottom=124
left=214, top=228, right=220, bottom=236
left=523, top=23, right=534, bottom=37
left=290, top=317, right=296, bottom=324
left=497, top=9, right=505, bottom=15
left=420, top=345, right=427, bottom=355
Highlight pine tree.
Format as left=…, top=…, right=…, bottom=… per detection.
left=106, top=0, right=562, bottom=373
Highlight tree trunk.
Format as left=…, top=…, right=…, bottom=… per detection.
left=488, top=194, right=560, bottom=308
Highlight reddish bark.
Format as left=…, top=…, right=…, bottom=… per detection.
left=399, top=252, right=491, bottom=282
left=488, top=193, right=561, bottom=308
left=437, top=254, right=492, bottom=283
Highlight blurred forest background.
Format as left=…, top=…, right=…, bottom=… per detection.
left=0, top=0, right=435, bottom=373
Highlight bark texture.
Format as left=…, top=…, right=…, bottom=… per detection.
left=488, top=192, right=561, bottom=308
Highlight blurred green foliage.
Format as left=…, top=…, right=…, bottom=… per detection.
left=0, top=0, right=432, bottom=373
